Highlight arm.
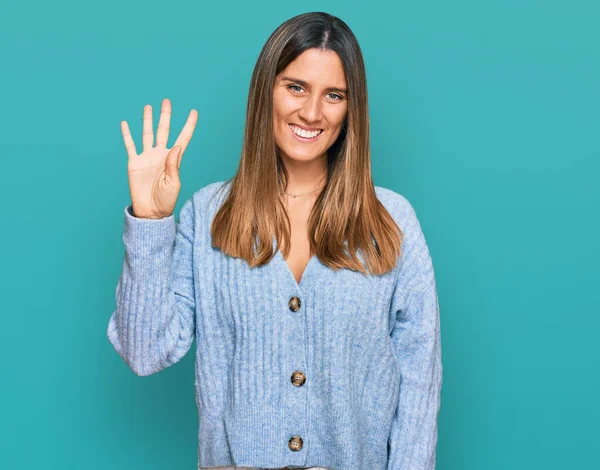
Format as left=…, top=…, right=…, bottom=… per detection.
left=387, top=199, right=443, bottom=469
left=106, top=197, right=197, bottom=376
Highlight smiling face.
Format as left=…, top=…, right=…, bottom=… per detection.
left=273, top=48, right=348, bottom=164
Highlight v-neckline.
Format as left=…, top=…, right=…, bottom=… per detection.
left=270, top=236, right=321, bottom=300
left=279, top=249, right=316, bottom=288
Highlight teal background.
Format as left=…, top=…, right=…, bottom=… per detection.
left=1, top=0, right=598, bottom=468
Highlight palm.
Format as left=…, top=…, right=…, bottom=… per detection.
left=121, top=98, right=198, bottom=218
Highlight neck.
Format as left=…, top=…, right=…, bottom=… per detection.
left=280, top=152, right=328, bottom=195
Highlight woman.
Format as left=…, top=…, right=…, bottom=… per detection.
left=108, top=11, right=442, bottom=470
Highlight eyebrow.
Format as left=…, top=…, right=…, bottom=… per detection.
left=280, top=76, right=347, bottom=94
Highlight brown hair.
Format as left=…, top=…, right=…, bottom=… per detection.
left=211, top=11, right=403, bottom=276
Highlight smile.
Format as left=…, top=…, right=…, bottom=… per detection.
left=289, top=124, right=323, bottom=141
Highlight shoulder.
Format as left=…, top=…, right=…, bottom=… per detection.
left=172, top=180, right=232, bottom=228
left=375, top=185, right=435, bottom=283
left=374, top=184, right=419, bottom=229
left=178, top=180, right=232, bottom=219
left=192, top=180, right=231, bottom=206
left=374, top=184, right=431, bottom=260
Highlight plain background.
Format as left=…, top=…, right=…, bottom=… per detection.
left=1, top=1, right=598, bottom=469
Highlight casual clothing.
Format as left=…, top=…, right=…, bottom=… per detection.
left=107, top=180, right=443, bottom=470
left=199, top=467, right=329, bottom=470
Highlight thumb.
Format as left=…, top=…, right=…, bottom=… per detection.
left=165, top=146, right=182, bottom=180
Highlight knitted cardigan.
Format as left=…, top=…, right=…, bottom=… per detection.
left=107, top=180, right=443, bottom=470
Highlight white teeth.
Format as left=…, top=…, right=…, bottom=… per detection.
left=290, top=124, right=322, bottom=138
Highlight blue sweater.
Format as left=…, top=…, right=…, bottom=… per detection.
left=107, top=180, right=443, bottom=470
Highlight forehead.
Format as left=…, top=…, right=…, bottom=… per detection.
left=279, top=48, right=347, bottom=87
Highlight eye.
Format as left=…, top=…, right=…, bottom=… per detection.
left=288, top=84, right=304, bottom=93
left=287, top=84, right=344, bottom=102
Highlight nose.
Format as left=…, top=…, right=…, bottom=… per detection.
left=298, top=94, right=322, bottom=123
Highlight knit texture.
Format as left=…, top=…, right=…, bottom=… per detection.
left=107, top=180, right=443, bottom=470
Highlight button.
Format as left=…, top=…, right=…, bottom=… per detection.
left=288, top=435, right=303, bottom=451
left=291, top=371, right=306, bottom=387
left=288, top=296, right=301, bottom=312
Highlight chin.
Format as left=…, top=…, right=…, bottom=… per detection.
left=282, top=147, right=323, bottom=162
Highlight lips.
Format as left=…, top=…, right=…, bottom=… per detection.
left=288, top=123, right=323, bottom=141
left=290, top=123, right=322, bottom=132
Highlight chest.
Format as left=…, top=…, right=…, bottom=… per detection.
left=282, top=203, right=313, bottom=285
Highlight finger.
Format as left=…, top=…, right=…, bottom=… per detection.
left=121, top=121, right=137, bottom=159
left=165, top=146, right=181, bottom=181
left=155, top=98, right=172, bottom=148
left=172, top=109, right=198, bottom=156
left=142, top=104, right=154, bottom=152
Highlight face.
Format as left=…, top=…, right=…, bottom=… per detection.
left=273, top=48, right=348, bottom=163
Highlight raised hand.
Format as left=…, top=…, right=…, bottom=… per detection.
left=122, top=98, right=198, bottom=219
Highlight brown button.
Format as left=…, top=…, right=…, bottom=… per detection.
left=288, top=296, right=301, bottom=312
left=288, top=435, right=303, bottom=451
left=291, top=370, right=306, bottom=387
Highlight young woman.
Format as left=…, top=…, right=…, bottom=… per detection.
left=108, top=11, right=442, bottom=470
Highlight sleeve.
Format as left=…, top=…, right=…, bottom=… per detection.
left=106, top=198, right=197, bottom=376
left=387, top=198, right=443, bottom=469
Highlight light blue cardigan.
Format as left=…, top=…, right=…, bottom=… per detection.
left=107, top=180, right=443, bottom=470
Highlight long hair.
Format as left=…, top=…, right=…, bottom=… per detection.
left=211, top=11, right=403, bottom=276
